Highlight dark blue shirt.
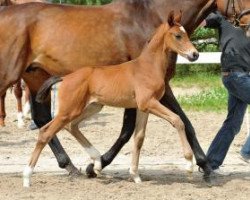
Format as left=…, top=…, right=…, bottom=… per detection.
left=205, top=12, right=250, bottom=72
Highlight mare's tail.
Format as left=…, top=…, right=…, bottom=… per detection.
left=36, top=76, right=62, bottom=103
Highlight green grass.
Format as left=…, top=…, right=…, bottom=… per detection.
left=177, top=87, right=228, bottom=112
left=170, top=72, right=222, bottom=89
left=170, top=73, right=228, bottom=112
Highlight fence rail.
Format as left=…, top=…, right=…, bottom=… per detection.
left=177, top=52, right=221, bottom=64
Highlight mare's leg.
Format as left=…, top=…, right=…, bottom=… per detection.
left=86, top=108, right=137, bottom=177
left=129, top=110, right=148, bottom=183
left=0, top=92, right=6, bottom=127
left=147, top=99, right=193, bottom=171
left=161, top=86, right=213, bottom=182
left=13, top=80, right=25, bottom=128
left=23, top=116, right=70, bottom=187
left=30, top=93, right=80, bottom=175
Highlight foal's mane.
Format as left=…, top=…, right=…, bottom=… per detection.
left=142, top=23, right=168, bottom=53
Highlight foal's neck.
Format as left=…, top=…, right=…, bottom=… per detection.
left=139, top=24, right=169, bottom=74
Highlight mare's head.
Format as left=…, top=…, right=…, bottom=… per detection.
left=164, top=11, right=199, bottom=62
left=216, top=0, right=250, bottom=37
left=238, top=10, right=250, bottom=37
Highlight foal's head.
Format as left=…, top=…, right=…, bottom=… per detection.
left=164, top=11, right=199, bottom=62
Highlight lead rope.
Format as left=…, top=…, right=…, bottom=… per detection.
left=225, top=0, right=231, bottom=18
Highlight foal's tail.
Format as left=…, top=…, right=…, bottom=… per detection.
left=36, top=76, right=62, bottom=103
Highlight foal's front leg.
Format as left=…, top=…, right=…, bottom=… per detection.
left=129, top=110, right=149, bottom=183
left=23, top=116, right=69, bottom=187
left=147, top=99, right=194, bottom=173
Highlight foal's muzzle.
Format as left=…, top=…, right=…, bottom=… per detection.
left=187, top=51, right=199, bottom=62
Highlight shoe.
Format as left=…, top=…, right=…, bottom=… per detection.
left=29, top=120, right=38, bottom=130
left=239, top=154, right=250, bottom=164
left=213, top=168, right=231, bottom=176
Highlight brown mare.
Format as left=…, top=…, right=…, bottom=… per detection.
left=0, top=0, right=47, bottom=128
left=22, top=11, right=198, bottom=187
left=216, top=0, right=250, bottom=35
left=0, top=0, right=216, bottom=184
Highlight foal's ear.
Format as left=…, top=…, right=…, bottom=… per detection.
left=168, top=10, right=175, bottom=27
left=174, top=10, right=182, bottom=24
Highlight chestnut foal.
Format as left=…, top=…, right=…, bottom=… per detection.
left=23, top=12, right=199, bottom=187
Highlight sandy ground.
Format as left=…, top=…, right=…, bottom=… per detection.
left=0, top=89, right=250, bottom=200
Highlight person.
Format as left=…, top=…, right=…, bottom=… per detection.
left=241, top=134, right=250, bottom=163
left=203, top=11, right=250, bottom=174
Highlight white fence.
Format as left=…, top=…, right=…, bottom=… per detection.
left=177, top=52, right=221, bottom=64
left=177, top=52, right=249, bottom=137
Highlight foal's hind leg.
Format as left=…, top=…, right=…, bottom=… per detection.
left=66, top=122, right=102, bottom=176
left=147, top=99, right=193, bottom=173
left=65, top=103, right=104, bottom=177
left=23, top=116, right=70, bottom=187
left=86, top=108, right=137, bottom=178
left=129, top=110, right=149, bottom=183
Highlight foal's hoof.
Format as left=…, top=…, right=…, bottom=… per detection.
left=86, top=163, right=97, bottom=178
left=0, top=121, right=5, bottom=127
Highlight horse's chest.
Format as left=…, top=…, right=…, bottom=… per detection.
left=141, top=79, right=165, bottom=100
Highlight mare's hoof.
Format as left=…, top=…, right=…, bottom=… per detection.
left=66, top=164, right=82, bottom=177
left=203, top=171, right=217, bottom=187
left=29, top=120, right=38, bottom=130
left=86, top=163, right=97, bottom=178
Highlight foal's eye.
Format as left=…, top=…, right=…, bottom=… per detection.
left=175, top=34, right=182, bottom=40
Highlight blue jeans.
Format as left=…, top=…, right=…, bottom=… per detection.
left=241, top=135, right=250, bottom=159
left=207, top=72, right=250, bottom=170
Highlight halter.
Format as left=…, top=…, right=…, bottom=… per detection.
left=237, top=8, right=250, bottom=28
left=224, top=0, right=250, bottom=27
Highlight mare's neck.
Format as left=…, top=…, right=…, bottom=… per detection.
left=153, top=0, right=216, bottom=34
